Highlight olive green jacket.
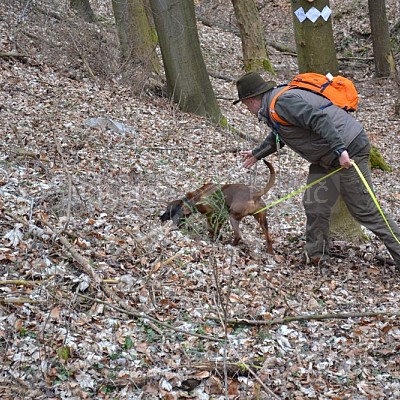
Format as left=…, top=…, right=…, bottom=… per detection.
left=253, top=87, right=369, bottom=169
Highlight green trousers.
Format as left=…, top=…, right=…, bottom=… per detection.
left=302, top=145, right=400, bottom=265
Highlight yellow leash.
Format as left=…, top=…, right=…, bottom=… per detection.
left=351, top=162, right=400, bottom=245
left=253, top=166, right=343, bottom=214
left=254, top=161, right=400, bottom=245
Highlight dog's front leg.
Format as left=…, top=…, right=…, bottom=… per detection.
left=206, top=213, right=227, bottom=241
left=229, top=216, right=242, bottom=245
left=205, top=215, right=217, bottom=240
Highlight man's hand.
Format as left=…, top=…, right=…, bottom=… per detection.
left=339, top=150, right=352, bottom=169
left=241, top=150, right=259, bottom=168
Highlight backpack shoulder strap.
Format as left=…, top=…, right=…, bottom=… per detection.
left=269, top=85, right=292, bottom=126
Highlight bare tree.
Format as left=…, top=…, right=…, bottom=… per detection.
left=231, top=0, right=274, bottom=74
left=368, top=0, right=397, bottom=77
left=112, top=0, right=160, bottom=76
left=149, top=0, right=222, bottom=122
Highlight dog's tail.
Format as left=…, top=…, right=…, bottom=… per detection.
left=254, top=160, right=276, bottom=197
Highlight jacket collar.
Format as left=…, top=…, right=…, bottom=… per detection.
left=258, top=92, right=273, bottom=128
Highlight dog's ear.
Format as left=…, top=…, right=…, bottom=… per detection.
left=160, top=200, right=185, bottom=225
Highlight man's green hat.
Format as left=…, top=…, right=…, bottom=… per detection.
left=233, top=72, right=276, bottom=105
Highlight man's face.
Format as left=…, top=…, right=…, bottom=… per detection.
left=242, top=97, right=261, bottom=116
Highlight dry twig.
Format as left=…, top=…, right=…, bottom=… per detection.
left=54, top=135, right=72, bottom=230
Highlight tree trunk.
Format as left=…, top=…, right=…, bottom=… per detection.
left=291, top=0, right=338, bottom=75
left=143, top=0, right=157, bottom=31
left=149, top=0, right=222, bottom=123
left=112, top=0, right=160, bottom=75
left=70, top=0, right=96, bottom=23
left=231, top=0, right=274, bottom=74
left=394, top=72, right=400, bottom=116
left=368, top=0, right=397, bottom=77
left=329, top=197, right=365, bottom=244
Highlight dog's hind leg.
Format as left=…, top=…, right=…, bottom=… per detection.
left=253, top=211, right=273, bottom=254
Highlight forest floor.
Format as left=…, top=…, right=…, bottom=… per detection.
left=1, top=0, right=400, bottom=399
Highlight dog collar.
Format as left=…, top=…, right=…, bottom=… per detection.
left=183, top=196, right=196, bottom=212
left=183, top=196, right=193, bottom=206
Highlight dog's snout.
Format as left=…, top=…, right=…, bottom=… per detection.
left=160, top=212, right=170, bottom=222
left=171, top=213, right=183, bottom=226
left=160, top=200, right=186, bottom=226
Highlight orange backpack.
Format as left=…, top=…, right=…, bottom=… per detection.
left=269, top=73, right=359, bottom=126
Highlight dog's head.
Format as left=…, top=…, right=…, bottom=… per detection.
left=160, top=198, right=194, bottom=226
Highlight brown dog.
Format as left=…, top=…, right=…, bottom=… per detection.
left=160, top=160, right=276, bottom=253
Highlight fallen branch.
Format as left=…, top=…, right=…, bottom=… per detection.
left=208, top=310, right=400, bottom=326
left=4, top=211, right=222, bottom=342
left=236, top=358, right=281, bottom=400
left=0, top=51, right=29, bottom=60
left=54, top=135, right=72, bottom=230
left=5, top=210, right=102, bottom=285
left=0, top=279, right=119, bottom=286
left=67, top=31, right=96, bottom=81
left=338, top=55, right=374, bottom=61
left=9, top=148, right=42, bottom=159
left=0, top=280, right=41, bottom=286
left=209, top=72, right=235, bottom=82
left=78, top=293, right=223, bottom=342
left=192, top=360, right=259, bottom=377
left=0, top=297, right=41, bottom=304
left=193, top=358, right=282, bottom=399
left=46, top=222, right=103, bottom=284
left=160, top=252, right=182, bottom=267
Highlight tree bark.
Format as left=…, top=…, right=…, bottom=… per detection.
left=70, top=0, right=96, bottom=23
left=291, top=0, right=338, bottom=75
left=231, top=0, right=274, bottom=74
left=368, top=0, right=397, bottom=77
left=112, top=0, right=160, bottom=75
left=149, top=0, right=222, bottom=123
left=329, top=197, right=365, bottom=243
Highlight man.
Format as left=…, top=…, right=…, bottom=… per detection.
left=234, top=71, right=400, bottom=266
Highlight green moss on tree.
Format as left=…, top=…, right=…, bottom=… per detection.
left=262, top=59, right=275, bottom=74
left=245, top=59, right=275, bottom=75
left=369, top=146, right=392, bottom=171
left=219, top=115, right=228, bottom=128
